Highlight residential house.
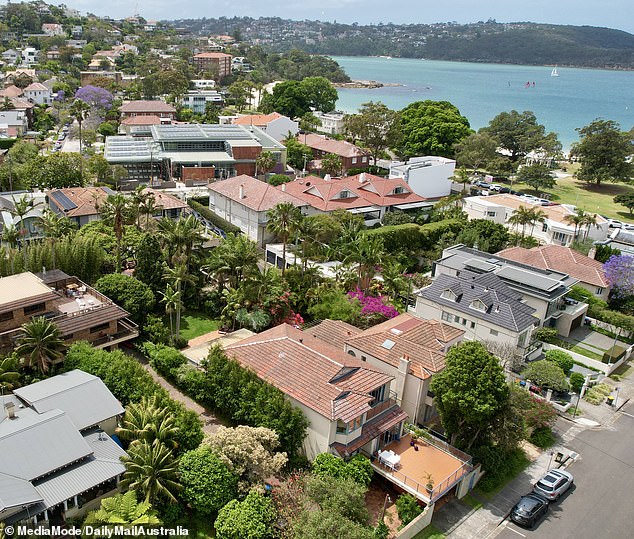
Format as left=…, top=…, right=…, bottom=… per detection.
left=298, top=133, right=370, bottom=174
left=22, top=82, right=52, bottom=105
left=0, top=85, right=24, bottom=99
left=208, top=174, right=309, bottom=245
left=41, top=23, right=65, bottom=37
left=231, top=56, right=253, bottom=72
left=232, top=112, right=299, bottom=142
left=119, top=100, right=177, bottom=121
left=462, top=194, right=610, bottom=246
left=46, top=48, right=61, bottom=61
left=225, top=323, right=474, bottom=504
left=313, top=110, right=346, bottom=135
left=105, top=124, right=287, bottom=183
left=192, top=52, right=232, bottom=79
left=225, top=323, right=408, bottom=461
left=1, top=49, right=20, bottom=65
left=601, top=228, right=634, bottom=257
left=497, top=244, right=610, bottom=301
left=0, top=270, right=139, bottom=353
left=419, top=244, right=586, bottom=342
left=0, top=370, right=126, bottom=525
left=389, top=156, right=456, bottom=199
left=4, top=69, right=37, bottom=85
left=180, top=90, right=224, bottom=114
left=88, top=56, right=116, bottom=71
left=21, top=48, right=39, bottom=67
left=118, top=115, right=167, bottom=137
left=310, top=315, right=464, bottom=425
left=280, top=172, right=431, bottom=226
left=80, top=71, right=122, bottom=87
left=0, top=110, right=28, bottom=136
left=0, top=192, right=46, bottom=240
left=48, top=186, right=187, bottom=223
left=191, top=79, right=216, bottom=89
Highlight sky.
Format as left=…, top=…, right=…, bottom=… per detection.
left=13, top=1, right=634, bottom=34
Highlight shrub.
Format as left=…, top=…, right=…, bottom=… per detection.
left=188, top=200, right=241, bottom=235
left=94, top=273, right=155, bottom=324
left=545, top=350, right=574, bottom=374
left=529, top=426, right=556, bottom=448
left=569, top=372, right=586, bottom=393
left=268, top=173, right=292, bottom=186
left=395, top=494, right=422, bottom=526
left=474, top=446, right=530, bottom=493
left=311, top=453, right=373, bottom=486
left=522, top=360, right=569, bottom=392
left=532, top=327, right=558, bottom=344
left=143, top=315, right=171, bottom=345
left=142, top=343, right=188, bottom=379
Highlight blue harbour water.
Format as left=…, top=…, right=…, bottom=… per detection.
left=331, top=56, right=634, bottom=151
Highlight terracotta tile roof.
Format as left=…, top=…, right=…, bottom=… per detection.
left=309, top=319, right=361, bottom=350
left=278, top=173, right=426, bottom=212
left=299, top=133, right=369, bottom=158
left=346, top=313, right=463, bottom=379
left=0, top=85, right=24, bottom=98
left=145, top=189, right=188, bottom=210
left=232, top=112, right=284, bottom=126
left=120, top=115, right=163, bottom=126
left=497, top=244, right=609, bottom=288
left=193, top=52, right=232, bottom=59
left=483, top=194, right=608, bottom=227
left=10, top=98, right=34, bottom=109
left=119, top=100, right=176, bottom=114
left=23, top=83, right=49, bottom=92
left=225, top=324, right=394, bottom=422
left=208, top=175, right=307, bottom=212
left=48, top=187, right=112, bottom=218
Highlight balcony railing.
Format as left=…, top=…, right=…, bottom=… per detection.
left=365, top=397, right=397, bottom=422
left=92, top=320, right=139, bottom=347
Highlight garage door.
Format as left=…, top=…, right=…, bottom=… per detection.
left=570, top=314, right=584, bottom=331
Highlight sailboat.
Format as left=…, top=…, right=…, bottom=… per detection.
left=551, top=67, right=559, bottom=77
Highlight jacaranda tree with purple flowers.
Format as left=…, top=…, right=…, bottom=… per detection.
left=75, top=85, right=113, bottom=112
left=604, top=255, right=634, bottom=298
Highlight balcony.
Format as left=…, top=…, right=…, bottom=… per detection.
left=365, top=397, right=398, bottom=422
left=370, top=433, right=472, bottom=503
left=92, top=319, right=139, bottom=349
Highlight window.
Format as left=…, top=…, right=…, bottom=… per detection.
left=542, top=223, right=548, bottom=232
left=518, top=330, right=529, bottom=347
left=490, top=329, right=499, bottom=336
left=336, top=190, right=353, bottom=199
left=461, top=318, right=467, bottom=325
left=470, top=299, right=487, bottom=312
left=454, top=315, right=460, bottom=323
left=0, top=311, right=13, bottom=322
left=347, top=350, right=356, bottom=356
left=369, top=385, right=386, bottom=407
left=441, top=312, right=452, bottom=322
left=470, top=321, right=476, bottom=329
left=362, top=157, right=367, bottom=163
left=24, top=302, right=45, bottom=315
left=352, top=157, right=358, bottom=164
left=348, top=416, right=362, bottom=431
left=441, top=289, right=457, bottom=301
left=393, top=186, right=405, bottom=195
left=486, top=211, right=496, bottom=217
left=336, top=420, right=347, bottom=434
left=361, top=356, right=366, bottom=361
left=596, top=287, right=604, bottom=295
left=553, top=231, right=570, bottom=244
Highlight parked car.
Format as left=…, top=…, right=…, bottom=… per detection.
left=623, top=224, right=634, bottom=231
left=533, top=469, right=574, bottom=501
left=475, top=180, right=490, bottom=189
left=489, top=183, right=503, bottom=192
left=510, top=493, right=549, bottom=528
left=499, top=187, right=511, bottom=194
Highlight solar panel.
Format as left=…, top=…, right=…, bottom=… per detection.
left=50, top=191, right=77, bottom=211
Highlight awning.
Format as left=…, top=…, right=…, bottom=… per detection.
left=394, top=201, right=433, bottom=210
left=348, top=205, right=382, bottom=214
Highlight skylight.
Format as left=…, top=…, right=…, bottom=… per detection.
left=381, top=339, right=396, bottom=350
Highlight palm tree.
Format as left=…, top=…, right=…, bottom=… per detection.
left=37, top=209, right=76, bottom=269
left=69, top=98, right=91, bottom=155
left=140, top=195, right=158, bottom=228
left=11, top=195, right=41, bottom=268
left=582, top=213, right=599, bottom=241
left=508, top=205, right=535, bottom=238
left=266, top=202, right=304, bottom=276
left=451, top=166, right=471, bottom=195
left=0, top=356, right=21, bottom=391
left=344, top=235, right=386, bottom=290
left=120, top=440, right=182, bottom=504
left=157, top=216, right=203, bottom=265
left=164, top=263, right=194, bottom=340
left=102, top=194, right=133, bottom=271
left=204, top=233, right=259, bottom=290
left=15, top=317, right=65, bottom=375
left=160, top=285, right=180, bottom=342
left=255, top=150, right=276, bottom=178
left=83, top=491, right=161, bottom=527
left=563, top=208, right=587, bottom=242
left=528, top=207, right=547, bottom=236
left=116, top=397, right=179, bottom=449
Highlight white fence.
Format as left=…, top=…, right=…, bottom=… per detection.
left=395, top=503, right=434, bottom=539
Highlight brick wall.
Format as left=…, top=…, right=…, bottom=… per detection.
left=232, top=146, right=261, bottom=160
left=182, top=166, right=215, bottom=181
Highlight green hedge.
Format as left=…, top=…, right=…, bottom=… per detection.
left=0, top=138, right=17, bottom=150
left=365, top=219, right=465, bottom=253
left=188, top=200, right=242, bottom=235
left=64, top=342, right=203, bottom=452
left=144, top=343, right=308, bottom=458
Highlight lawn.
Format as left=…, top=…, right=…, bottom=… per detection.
left=177, top=311, right=220, bottom=341
left=570, top=344, right=605, bottom=361
left=413, top=525, right=446, bottom=539
left=508, top=173, right=634, bottom=221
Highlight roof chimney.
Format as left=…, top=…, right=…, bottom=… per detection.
left=5, top=402, right=15, bottom=420
left=359, top=172, right=366, bottom=183
left=281, top=183, right=286, bottom=192
left=323, top=174, right=331, bottom=182
left=239, top=184, right=245, bottom=199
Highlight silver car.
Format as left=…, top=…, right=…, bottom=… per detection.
left=533, top=469, right=573, bottom=501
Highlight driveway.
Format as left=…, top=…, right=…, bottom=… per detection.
left=564, top=327, right=629, bottom=351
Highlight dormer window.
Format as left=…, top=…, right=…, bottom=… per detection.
left=469, top=299, right=488, bottom=312
left=335, top=189, right=354, bottom=199
left=441, top=289, right=458, bottom=302
left=392, top=186, right=406, bottom=195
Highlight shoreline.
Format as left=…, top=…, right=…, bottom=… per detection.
left=333, top=79, right=403, bottom=89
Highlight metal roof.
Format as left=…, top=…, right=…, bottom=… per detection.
left=495, top=265, right=562, bottom=293
left=14, top=370, right=124, bottom=431
left=0, top=400, right=92, bottom=481
left=0, top=472, right=42, bottom=512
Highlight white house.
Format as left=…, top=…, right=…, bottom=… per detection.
left=389, top=157, right=455, bottom=199
left=191, top=79, right=216, bottom=89
left=21, top=48, right=39, bottom=67
left=1, top=49, right=20, bottom=65
left=207, top=174, right=309, bottom=245
left=42, top=23, right=65, bottom=36
left=313, top=110, right=346, bottom=135
left=23, top=82, right=52, bottom=105
left=180, top=90, right=223, bottom=113
left=462, top=194, right=609, bottom=246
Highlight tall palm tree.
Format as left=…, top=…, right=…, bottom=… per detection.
left=116, top=397, right=179, bottom=449
left=255, top=150, right=276, bottom=178
left=140, top=195, right=158, bottom=228
left=563, top=208, right=587, bottom=242
left=102, top=194, right=133, bottom=271
left=528, top=207, right=547, bottom=236
left=582, top=213, right=599, bottom=241
left=15, top=317, right=65, bottom=375
left=83, top=491, right=161, bottom=527
left=164, top=263, right=194, bottom=340
left=204, top=233, right=259, bottom=291
left=37, top=209, right=76, bottom=269
left=508, top=206, right=533, bottom=238
left=266, top=202, right=304, bottom=276
left=11, top=195, right=41, bottom=268
left=160, top=285, right=180, bottom=342
left=344, top=235, right=386, bottom=291
left=69, top=98, right=91, bottom=155
left=120, top=440, right=182, bottom=504
left=157, top=216, right=203, bottom=265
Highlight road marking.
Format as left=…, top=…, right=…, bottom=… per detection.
left=620, top=411, right=634, bottom=419
left=507, top=526, right=527, bottom=537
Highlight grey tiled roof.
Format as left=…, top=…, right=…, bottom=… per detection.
left=420, top=272, right=538, bottom=332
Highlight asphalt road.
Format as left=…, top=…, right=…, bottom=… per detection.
left=496, top=403, right=634, bottom=539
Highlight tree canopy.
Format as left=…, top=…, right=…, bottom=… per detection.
left=215, top=491, right=278, bottom=539
left=398, top=100, right=472, bottom=158
left=343, top=101, right=400, bottom=164
left=94, top=273, right=155, bottom=324
left=521, top=360, right=569, bottom=392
